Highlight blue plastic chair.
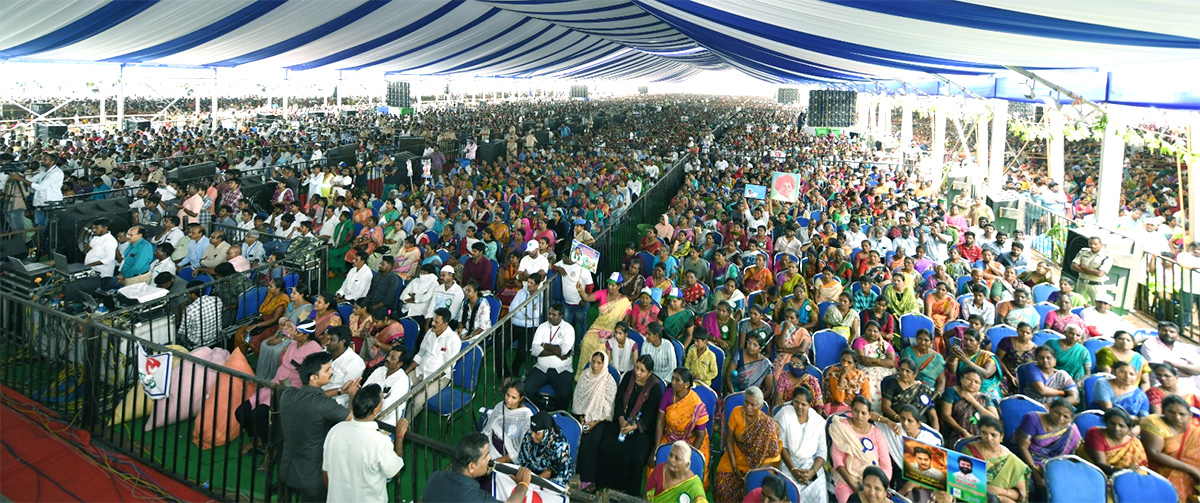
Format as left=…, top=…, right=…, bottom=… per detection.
left=804, top=364, right=823, bottom=383
left=655, top=443, right=707, bottom=481
left=999, top=395, right=1047, bottom=442
left=1084, top=338, right=1114, bottom=368
left=943, top=319, right=969, bottom=334
left=336, top=302, right=354, bottom=324
left=426, top=344, right=484, bottom=430
left=1071, top=306, right=1085, bottom=316
left=484, top=296, right=500, bottom=326
left=627, top=329, right=645, bottom=349
left=956, top=275, right=973, bottom=294
left=1046, top=455, right=1107, bottom=503
left=919, top=423, right=944, bottom=446
left=668, top=337, right=684, bottom=367
left=1032, top=329, right=1063, bottom=346
left=813, top=329, right=848, bottom=370
left=1033, top=302, right=1057, bottom=328
left=954, top=435, right=978, bottom=453
left=637, top=251, right=655, bottom=277
left=692, top=382, right=718, bottom=437
left=899, top=313, right=935, bottom=340
left=1032, top=283, right=1060, bottom=304
left=607, top=366, right=620, bottom=385
left=745, top=467, right=800, bottom=503
left=488, top=259, right=499, bottom=291
left=551, top=411, right=581, bottom=468
left=746, top=290, right=764, bottom=311
left=235, top=286, right=269, bottom=322
left=1073, top=410, right=1105, bottom=435
left=1112, top=468, right=1179, bottom=503
left=436, top=249, right=450, bottom=266
left=282, top=273, right=299, bottom=291
left=1080, top=373, right=1115, bottom=411
left=178, top=267, right=196, bottom=282
left=816, top=301, right=835, bottom=329
left=400, top=317, right=420, bottom=355
left=987, top=325, right=1017, bottom=353
left=709, top=345, right=726, bottom=392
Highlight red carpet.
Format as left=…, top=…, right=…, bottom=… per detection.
left=0, top=386, right=213, bottom=503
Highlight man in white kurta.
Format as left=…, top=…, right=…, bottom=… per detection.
left=322, top=386, right=407, bottom=503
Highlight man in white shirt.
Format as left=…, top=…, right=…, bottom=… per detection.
left=336, top=252, right=374, bottom=302
left=400, top=263, right=439, bottom=346
left=1079, top=293, right=1128, bottom=339
left=891, top=226, right=920, bottom=256
left=844, top=220, right=868, bottom=251
left=9, top=154, right=64, bottom=249
left=552, top=254, right=593, bottom=341
left=523, top=305, right=575, bottom=410
left=518, top=240, right=550, bottom=279
left=426, top=265, right=465, bottom=329
left=775, top=225, right=804, bottom=257
left=406, top=307, right=458, bottom=418
left=322, top=326, right=367, bottom=407
left=364, top=347, right=412, bottom=427
left=323, top=385, right=407, bottom=503
left=83, top=219, right=119, bottom=278
left=1140, top=321, right=1200, bottom=395
left=151, top=216, right=185, bottom=248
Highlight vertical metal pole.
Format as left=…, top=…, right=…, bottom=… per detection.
left=933, top=98, right=946, bottom=172
left=1189, top=120, right=1200, bottom=244
left=116, top=65, right=126, bottom=126
left=1096, top=107, right=1125, bottom=229
left=1048, top=108, right=1065, bottom=185
left=989, top=100, right=1007, bottom=196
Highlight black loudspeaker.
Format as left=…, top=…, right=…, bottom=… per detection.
left=476, top=140, right=505, bottom=164
left=570, top=85, right=589, bottom=99
left=31, top=103, right=54, bottom=115
left=241, top=183, right=274, bottom=213
left=35, top=123, right=67, bottom=140
left=387, top=82, right=411, bottom=108
left=57, top=199, right=134, bottom=263
left=777, top=88, right=799, bottom=104
left=395, top=136, right=425, bottom=157
left=533, top=129, right=549, bottom=146
left=166, top=161, right=217, bottom=183
left=392, top=152, right=420, bottom=186
left=808, top=90, right=856, bottom=128
left=124, top=119, right=151, bottom=132
left=326, top=145, right=358, bottom=168
left=875, top=141, right=883, bottom=150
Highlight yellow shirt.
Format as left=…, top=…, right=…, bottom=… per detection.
left=684, top=345, right=719, bottom=385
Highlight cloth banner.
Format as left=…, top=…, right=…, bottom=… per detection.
left=137, top=343, right=174, bottom=400
left=491, top=463, right=568, bottom=503
left=770, top=171, right=801, bottom=202
left=570, top=240, right=600, bottom=274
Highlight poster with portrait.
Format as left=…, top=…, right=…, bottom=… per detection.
left=743, top=184, right=767, bottom=200
left=902, top=437, right=987, bottom=503
left=770, top=171, right=801, bottom=203
left=570, top=240, right=600, bottom=274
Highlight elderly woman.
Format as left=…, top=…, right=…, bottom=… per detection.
left=939, top=368, right=1000, bottom=447
left=655, top=367, right=710, bottom=468
left=1095, top=330, right=1151, bottom=387
left=714, top=386, right=781, bottom=503
left=628, top=287, right=661, bottom=336
left=1090, top=360, right=1151, bottom=417
left=853, top=321, right=897, bottom=410
left=645, top=441, right=708, bottom=503
left=823, top=292, right=861, bottom=341
left=598, top=355, right=663, bottom=495
left=775, top=386, right=828, bottom=503
left=1141, top=395, right=1200, bottom=503
left=1018, top=345, right=1080, bottom=406
left=1048, top=324, right=1091, bottom=382
left=830, top=396, right=892, bottom=503
left=1014, top=398, right=1082, bottom=489
left=1148, top=363, right=1200, bottom=414
left=576, top=273, right=634, bottom=377
left=961, top=416, right=1029, bottom=503
left=1081, top=407, right=1148, bottom=474
left=1044, top=295, right=1085, bottom=334
left=574, top=351, right=617, bottom=488
left=949, top=328, right=1002, bottom=401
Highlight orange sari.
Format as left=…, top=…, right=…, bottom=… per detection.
left=1142, top=415, right=1200, bottom=503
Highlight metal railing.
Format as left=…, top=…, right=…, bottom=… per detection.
left=1138, top=252, right=1200, bottom=336
left=1017, top=200, right=1076, bottom=266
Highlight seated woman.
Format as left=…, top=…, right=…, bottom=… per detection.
left=627, top=288, right=660, bottom=337
left=1147, top=363, right=1200, bottom=414
left=574, top=352, right=617, bottom=490
left=1140, top=394, right=1200, bottom=503
left=645, top=441, right=708, bottom=503
left=1044, top=294, right=1086, bottom=335
left=899, top=329, right=945, bottom=395
left=1014, top=398, right=1082, bottom=489
left=961, top=416, right=1030, bottom=503
left=481, top=381, right=533, bottom=464
left=598, top=355, right=663, bottom=495
left=775, top=386, right=828, bottom=503
left=606, top=322, right=639, bottom=375
left=882, top=274, right=922, bottom=317
left=1048, top=325, right=1091, bottom=382
left=255, top=284, right=312, bottom=381
left=726, top=334, right=774, bottom=402
left=853, top=321, right=897, bottom=410
left=1095, top=330, right=1151, bottom=388
left=361, top=308, right=406, bottom=368
left=345, top=298, right=374, bottom=353
left=517, top=411, right=574, bottom=486
left=846, top=466, right=892, bottom=503
left=996, top=321, right=1038, bottom=393
left=782, top=287, right=819, bottom=333
left=659, top=293, right=695, bottom=347
left=654, top=367, right=710, bottom=468
left=714, top=386, right=781, bottom=503
left=773, top=352, right=824, bottom=411
left=1018, top=345, right=1080, bottom=406
left=1090, top=360, right=1151, bottom=418
left=737, top=305, right=773, bottom=349
left=823, top=293, right=861, bottom=341
left=742, top=253, right=773, bottom=292
left=703, top=301, right=740, bottom=351
left=895, top=404, right=943, bottom=503
left=813, top=266, right=844, bottom=305
left=1081, top=407, right=1148, bottom=474
left=949, top=328, right=1003, bottom=402
left=774, top=307, right=812, bottom=367
left=882, top=357, right=939, bottom=431
left=825, top=349, right=870, bottom=415
left=830, top=396, right=892, bottom=503
left=938, top=368, right=999, bottom=448
left=234, top=278, right=289, bottom=355
left=924, top=281, right=959, bottom=335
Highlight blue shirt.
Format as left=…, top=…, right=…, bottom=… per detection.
left=121, top=238, right=155, bottom=278
left=179, top=235, right=209, bottom=268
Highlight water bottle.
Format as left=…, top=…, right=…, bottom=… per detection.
left=618, top=412, right=640, bottom=442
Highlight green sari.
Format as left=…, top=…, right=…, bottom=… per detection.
left=663, top=309, right=694, bottom=341
left=645, top=465, right=708, bottom=503
left=328, top=219, right=354, bottom=272
left=1048, top=339, right=1089, bottom=382
left=966, top=443, right=1030, bottom=491
left=958, top=350, right=1003, bottom=401
left=882, top=285, right=922, bottom=316
left=901, top=346, right=945, bottom=389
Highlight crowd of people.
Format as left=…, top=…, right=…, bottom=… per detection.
left=4, top=93, right=1199, bottom=503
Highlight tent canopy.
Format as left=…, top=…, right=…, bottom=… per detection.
left=2, top=0, right=1198, bottom=104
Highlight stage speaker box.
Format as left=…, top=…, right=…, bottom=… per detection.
left=166, top=161, right=217, bottom=183
left=241, top=183, right=274, bottom=213
left=533, top=129, right=550, bottom=147
left=777, top=88, right=799, bottom=104
left=395, top=136, right=425, bottom=157
left=57, top=199, right=134, bottom=263
left=35, top=123, right=67, bottom=140
left=124, top=119, right=151, bottom=133
left=391, top=152, right=420, bottom=186
left=31, top=103, right=54, bottom=115
left=570, top=85, right=589, bottom=99
left=477, top=140, right=505, bottom=164
left=326, top=145, right=358, bottom=168
left=808, top=90, right=856, bottom=128
left=387, top=82, right=411, bottom=108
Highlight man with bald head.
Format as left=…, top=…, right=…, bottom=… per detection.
left=226, top=245, right=250, bottom=272
left=111, top=225, right=155, bottom=290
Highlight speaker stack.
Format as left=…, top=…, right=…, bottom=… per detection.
left=387, top=82, right=412, bottom=108
left=777, top=88, right=799, bottom=104
left=807, top=90, right=856, bottom=128
left=124, top=119, right=151, bottom=133
left=476, top=140, right=506, bottom=164
left=166, top=161, right=217, bottom=184
left=394, top=137, right=426, bottom=157
left=570, top=85, right=589, bottom=99
left=56, top=198, right=134, bottom=263
left=35, top=123, right=67, bottom=140
left=326, top=145, right=358, bottom=168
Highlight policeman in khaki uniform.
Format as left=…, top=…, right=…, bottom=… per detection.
left=1071, top=236, right=1112, bottom=303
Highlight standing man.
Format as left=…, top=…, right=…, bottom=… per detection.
left=523, top=305, right=575, bottom=411
left=1070, top=236, right=1112, bottom=304
left=8, top=153, right=64, bottom=252
left=278, top=352, right=358, bottom=502
left=322, top=384, right=408, bottom=503
left=553, top=251, right=592, bottom=340
left=83, top=219, right=118, bottom=279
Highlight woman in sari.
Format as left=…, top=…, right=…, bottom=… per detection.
left=382, top=219, right=406, bottom=250
left=830, top=396, right=892, bottom=503
left=1048, top=325, right=1091, bottom=382
left=1141, top=395, right=1200, bottom=503
left=714, top=386, right=781, bottom=503
left=949, top=328, right=1003, bottom=401
left=645, top=441, right=707, bottom=503
left=703, top=301, right=738, bottom=352
left=899, top=329, right=946, bottom=394
left=782, top=288, right=819, bottom=333
left=361, top=308, right=405, bottom=368
left=497, top=254, right=522, bottom=307
left=1090, top=360, right=1151, bottom=417
left=574, top=351, right=618, bottom=489
left=924, top=281, right=959, bottom=334
left=779, top=259, right=805, bottom=297
left=655, top=367, right=710, bottom=469
left=853, top=321, right=897, bottom=410
left=996, top=322, right=1038, bottom=393
left=279, top=292, right=343, bottom=342
left=823, top=293, right=861, bottom=341
left=234, top=278, right=289, bottom=355
left=576, top=273, right=634, bottom=376
left=737, top=305, right=773, bottom=349
left=813, top=267, right=844, bottom=304
left=938, top=368, right=1000, bottom=447
left=1148, top=363, right=1200, bottom=414
left=1096, top=330, right=1152, bottom=388
left=775, top=386, right=828, bottom=503
left=742, top=253, right=774, bottom=292
left=327, top=211, right=354, bottom=274
left=1019, top=345, right=1081, bottom=406
left=1081, top=407, right=1148, bottom=474
left=962, top=416, right=1030, bottom=503
left=256, top=285, right=313, bottom=380
left=659, top=293, right=695, bottom=347
left=1044, top=295, right=1086, bottom=334
left=236, top=312, right=324, bottom=461
left=481, top=381, right=533, bottom=464
left=394, top=236, right=421, bottom=280
left=825, top=349, right=870, bottom=415
left=882, top=275, right=922, bottom=317
left=1015, top=398, right=1082, bottom=489
left=345, top=298, right=374, bottom=353
left=627, top=288, right=660, bottom=336
left=921, top=264, right=954, bottom=298
left=773, top=308, right=812, bottom=375
left=882, top=357, right=940, bottom=430
left=646, top=263, right=674, bottom=291
left=773, top=352, right=824, bottom=410
left=727, top=334, right=774, bottom=400
left=345, top=215, right=383, bottom=263
left=598, top=355, right=663, bottom=495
